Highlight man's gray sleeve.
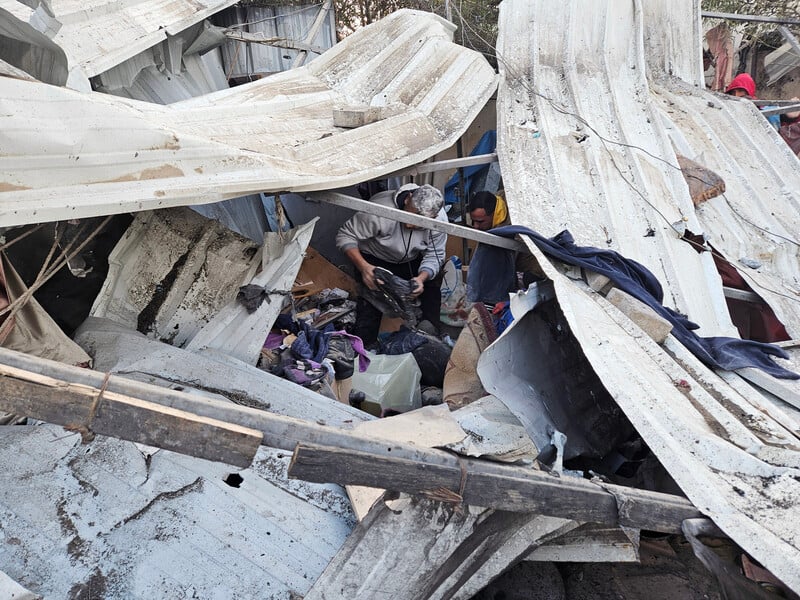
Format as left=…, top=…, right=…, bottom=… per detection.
left=418, top=210, right=448, bottom=278
left=336, top=212, right=381, bottom=252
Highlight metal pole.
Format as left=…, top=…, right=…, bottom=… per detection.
left=456, top=137, right=470, bottom=264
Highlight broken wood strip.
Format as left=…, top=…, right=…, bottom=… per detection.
left=0, top=348, right=705, bottom=531
left=0, top=371, right=262, bottom=468
left=223, top=30, right=325, bottom=55
left=288, top=443, right=703, bottom=533
left=723, top=286, right=762, bottom=303
left=0, top=348, right=440, bottom=460
left=774, top=339, right=800, bottom=350
left=306, top=191, right=527, bottom=252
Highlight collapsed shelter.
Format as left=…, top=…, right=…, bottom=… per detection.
left=1, top=0, right=800, bottom=598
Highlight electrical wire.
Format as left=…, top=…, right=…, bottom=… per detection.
left=449, top=2, right=800, bottom=306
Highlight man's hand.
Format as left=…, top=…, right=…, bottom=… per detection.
left=360, top=263, right=378, bottom=290
left=344, top=248, right=380, bottom=291
left=409, top=274, right=426, bottom=297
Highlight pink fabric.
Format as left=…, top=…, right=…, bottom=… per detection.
left=706, top=23, right=734, bottom=92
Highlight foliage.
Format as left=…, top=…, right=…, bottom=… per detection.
left=239, top=0, right=500, bottom=66
left=702, top=0, right=800, bottom=39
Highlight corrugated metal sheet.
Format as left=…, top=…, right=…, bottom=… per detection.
left=47, top=0, right=239, bottom=78
left=0, top=424, right=355, bottom=598
left=95, top=48, right=230, bottom=104
left=217, top=4, right=337, bottom=78
left=497, top=0, right=800, bottom=591
left=0, top=9, right=497, bottom=228
left=764, top=41, right=800, bottom=86
left=496, top=0, right=733, bottom=337
left=642, top=2, right=800, bottom=337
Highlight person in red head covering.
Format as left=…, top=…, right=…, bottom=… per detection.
left=726, top=72, right=757, bottom=98
left=725, top=72, right=781, bottom=129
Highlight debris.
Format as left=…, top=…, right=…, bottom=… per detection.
left=676, top=154, right=726, bottom=205
left=739, top=257, right=763, bottom=270
left=444, top=395, right=538, bottom=463
left=605, top=287, right=674, bottom=343
left=288, top=440, right=703, bottom=531
left=443, top=303, right=496, bottom=410
left=0, top=359, right=262, bottom=468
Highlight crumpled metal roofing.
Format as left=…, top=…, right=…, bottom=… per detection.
left=0, top=9, right=498, bottom=228
left=0, top=424, right=355, bottom=598
left=25, top=0, right=238, bottom=80
left=497, top=0, right=800, bottom=591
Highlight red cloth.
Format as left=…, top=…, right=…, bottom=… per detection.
left=712, top=251, right=790, bottom=343
left=726, top=73, right=756, bottom=98
left=779, top=119, right=800, bottom=156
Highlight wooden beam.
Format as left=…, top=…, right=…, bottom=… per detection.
left=754, top=99, right=800, bottom=106
left=0, top=364, right=262, bottom=468
left=305, top=191, right=527, bottom=252
left=292, top=0, right=332, bottom=68
left=386, top=153, right=498, bottom=178
left=223, top=30, right=325, bottom=55
left=0, top=347, right=435, bottom=458
left=702, top=10, right=800, bottom=26
left=288, top=443, right=703, bottom=533
left=774, top=339, right=800, bottom=349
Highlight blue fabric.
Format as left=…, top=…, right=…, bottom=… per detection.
left=444, top=130, right=497, bottom=205
left=474, top=226, right=798, bottom=379
left=377, top=326, right=428, bottom=355
left=760, top=106, right=782, bottom=130
left=466, top=242, right=517, bottom=304
left=291, top=322, right=335, bottom=364
left=494, top=301, right=514, bottom=335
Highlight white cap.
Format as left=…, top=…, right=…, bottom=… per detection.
left=394, top=183, right=420, bottom=204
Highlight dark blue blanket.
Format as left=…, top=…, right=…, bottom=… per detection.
left=470, top=226, right=798, bottom=380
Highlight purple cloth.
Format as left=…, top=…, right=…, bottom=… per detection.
left=263, top=331, right=285, bottom=350
left=333, top=330, right=371, bottom=372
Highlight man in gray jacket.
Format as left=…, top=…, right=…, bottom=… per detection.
left=336, top=183, right=448, bottom=345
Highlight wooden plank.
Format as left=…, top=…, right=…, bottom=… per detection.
left=447, top=515, right=579, bottom=599
left=0, top=347, right=437, bottom=459
left=759, top=104, right=800, bottom=117
left=294, top=246, right=357, bottom=296
left=306, top=191, right=527, bottom=252
left=291, top=0, right=332, bottom=68
left=774, top=339, right=800, bottom=350
left=0, top=367, right=262, bottom=468
left=289, top=443, right=703, bottom=533
left=723, top=286, right=762, bottom=303
left=223, top=30, right=325, bottom=55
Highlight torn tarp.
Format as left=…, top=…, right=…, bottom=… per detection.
left=470, top=226, right=798, bottom=379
